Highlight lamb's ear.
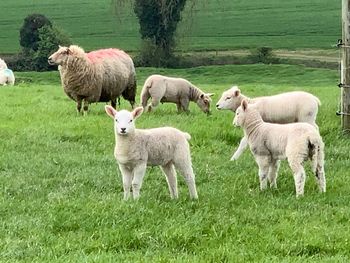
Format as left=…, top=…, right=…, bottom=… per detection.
left=234, top=89, right=240, bottom=97
left=66, top=47, right=72, bottom=55
left=105, top=105, right=117, bottom=118
left=207, top=93, right=215, bottom=97
left=132, top=107, right=144, bottom=119
left=241, top=99, right=248, bottom=111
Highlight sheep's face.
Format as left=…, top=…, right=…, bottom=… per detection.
left=105, top=106, right=143, bottom=136
left=48, top=46, right=70, bottom=65
left=216, top=86, right=241, bottom=111
left=197, top=93, right=214, bottom=114
left=233, top=100, right=248, bottom=127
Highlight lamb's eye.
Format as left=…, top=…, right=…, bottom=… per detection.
left=115, top=119, right=118, bottom=123
left=129, top=120, right=133, bottom=123
left=226, top=97, right=231, bottom=100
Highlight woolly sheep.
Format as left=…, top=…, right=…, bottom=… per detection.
left=234, top=100, right=325, bottom=197
left=216, top=86, right=320, bottom=160
left=0, top=58, right=8, bottom=70
left=48, top=45, right=137, bottom=115
left=105, top=106, right=198, bottom=200
left=140, top=74, right=214, bottom=114
left=0, top=68, right=15, bottom=86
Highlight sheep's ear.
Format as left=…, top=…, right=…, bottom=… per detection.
left=66, top=48, right=72, bottom=55
left=242, top=100, right=248, bottom=111
left=207, top=93, right=215, bottom=97
left=132, top=107, right=144, bottom=119
left=234, top=89, right=240, bottom=97
left=105, top=105, right=117, bottom=118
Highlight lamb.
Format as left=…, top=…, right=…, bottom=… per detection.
left=0, top=68, right=15, bottom=86
left=216, top=86, right=320, bottom=160
left=48, top=45, right=137, bottom=115
left=140, top=74, right=214, bottom=114
left=105, top=105, right=198, bottom=200
left=0, top=58, right=8, bottom=70
left=233, top=100, right=325, bottom=197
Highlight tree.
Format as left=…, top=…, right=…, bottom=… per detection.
left=19, top=14, right=52, bottom=51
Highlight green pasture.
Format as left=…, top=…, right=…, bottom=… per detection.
left=1, top=64, right=350, bottom=262
left=0, top=0, right=341, bottom=54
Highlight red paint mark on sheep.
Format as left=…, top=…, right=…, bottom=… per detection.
left=87, top=49, right=128, bottom=63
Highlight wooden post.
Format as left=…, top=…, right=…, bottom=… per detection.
left=341, top=0, right=350, bottom=132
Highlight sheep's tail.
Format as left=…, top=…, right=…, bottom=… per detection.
left=308, top=134, right=324, bottom=174
left=183, top=132, right=191, bottom=141
left=140, top=77, right=153, bottom=107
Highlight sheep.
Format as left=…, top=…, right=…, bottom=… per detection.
left=48, top=45, right=137, bottom=115
left=0, top=68, right=15, bottom=86
left=105, top=105, right=198, bottom=200
left=233, top=100, right=325, bottom=197
left=216, top=86, right=320, bottom=161
left=140, top=74, right=214, bottom=114
left=0, top=58, right=8, bottom=70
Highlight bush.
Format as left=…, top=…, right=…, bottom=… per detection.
left=248, top=47, right=279, bottom=64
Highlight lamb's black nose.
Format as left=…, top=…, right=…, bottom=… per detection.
left=121, top=128, right=126, bottom=133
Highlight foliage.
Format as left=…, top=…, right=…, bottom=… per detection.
left=19, top=13, right=52, bottom=51
left=248, top=47, right=280, bottom=64
left=1, top=64, right=348, bottom=262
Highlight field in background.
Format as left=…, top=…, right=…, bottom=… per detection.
left=0, top=0, right=340, bottom=54
left=1, top=64, right=350, bottom=262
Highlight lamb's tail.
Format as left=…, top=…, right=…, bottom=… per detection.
left=183, top=132, right=191, bottom=141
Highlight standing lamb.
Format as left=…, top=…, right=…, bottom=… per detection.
left=216, top=86, right=320, bottom=160
left=233, top=100, right=325, bottom=197
left=105, top=105, right=198, bottom=200
left=48, top=45, right=137, bottom=115
left=0, top=58, right=8, bottom=70
left=0, top=68, right=15, bottom=86
left=140, top=74, right=214, bottom=114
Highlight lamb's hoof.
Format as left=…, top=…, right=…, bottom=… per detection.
left=230, top=156, right=238, bottom=161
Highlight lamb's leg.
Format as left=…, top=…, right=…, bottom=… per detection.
left=160, top=163, right=178, bottom=199
left=132, top=163, right=147, bottom=200
left=230, top=136, right=248, bottom=161
left=315, top=164, right=326, bottom=193
left=288, top=159, right=306, bottom=197
left=83, top=99, right=89, bottom=116
left=119, top=164, right=133, bottom=200
left=268, top=159, right=280, bottom=188
left=141, top=89, right=150, bottom=109
left=256, top=156, right=269, bottom=191
left=174, top=160, right=198, bottom=199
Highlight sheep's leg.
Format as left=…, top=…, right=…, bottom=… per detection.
left=176, top=103, right=183, bottom=113
left=148, top=97, right=160, bottom=112
left=76, top=98, right=82, bottom=114
left=256, top=156, right=269, bottom=191
left=161, top=163, right=178, bottom=199
left=315, top=164, right=326, bottom=193
left=268, top=159, right=280, bottom=188
left=111, top=99, right=117, bottom=109
left=141, top=89, right=150, bottom=109
left=288, top=159, right=306, bottom=197
left=83, top=100, right=89, bottom=116
left=230, top=136, right=248, bottom=161
left=119, top=164, right=133, bottom=200
left=174, top=161, right=198, bottom=199
left=132, top=163, right=147, bottom=200
left=180, top=98, right=190, bottom=113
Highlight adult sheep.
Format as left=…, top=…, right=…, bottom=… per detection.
left=216, top=86, right=320, bottom=161
left=48, top=45, right=137, bottom=115
left=140, top=74, right=214, bottom=114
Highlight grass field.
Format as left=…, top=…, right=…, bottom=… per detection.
left=1, top=64, right=350, bottom=262
left=0, top=0, right=341, bottom=54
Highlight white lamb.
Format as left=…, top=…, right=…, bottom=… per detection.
left=216, top=86, right=320, bottom=161
left=105, top=106, right=198, bottom=200
left=234, top=100, right=325, bottom=197
left=0, top=68, right=15, bottom=86
left=0, top=58, right=8, bottom=70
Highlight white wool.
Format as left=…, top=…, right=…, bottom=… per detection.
left=105, top=106, right=198, bottom=200
left=234, top=100, right=326, bottom=197
left=0, top=69, right=15, bottom=86
left=216, top=86, right=321, bottom=160
left=140, top=74, right=214, bottom=114
left=0, top=58, right=8, bottom=70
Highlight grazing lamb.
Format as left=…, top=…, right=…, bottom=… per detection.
left=234, top=100, right=325, bottom=197
left=216, top=86, right=320, bottom=160
left=48, top=45, right=137, bottom=115
left=0, top=68, right=15, bottom=86
left=105, top=106, right=198, bottom=200
left=140, top=74, right=214, bottom=114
